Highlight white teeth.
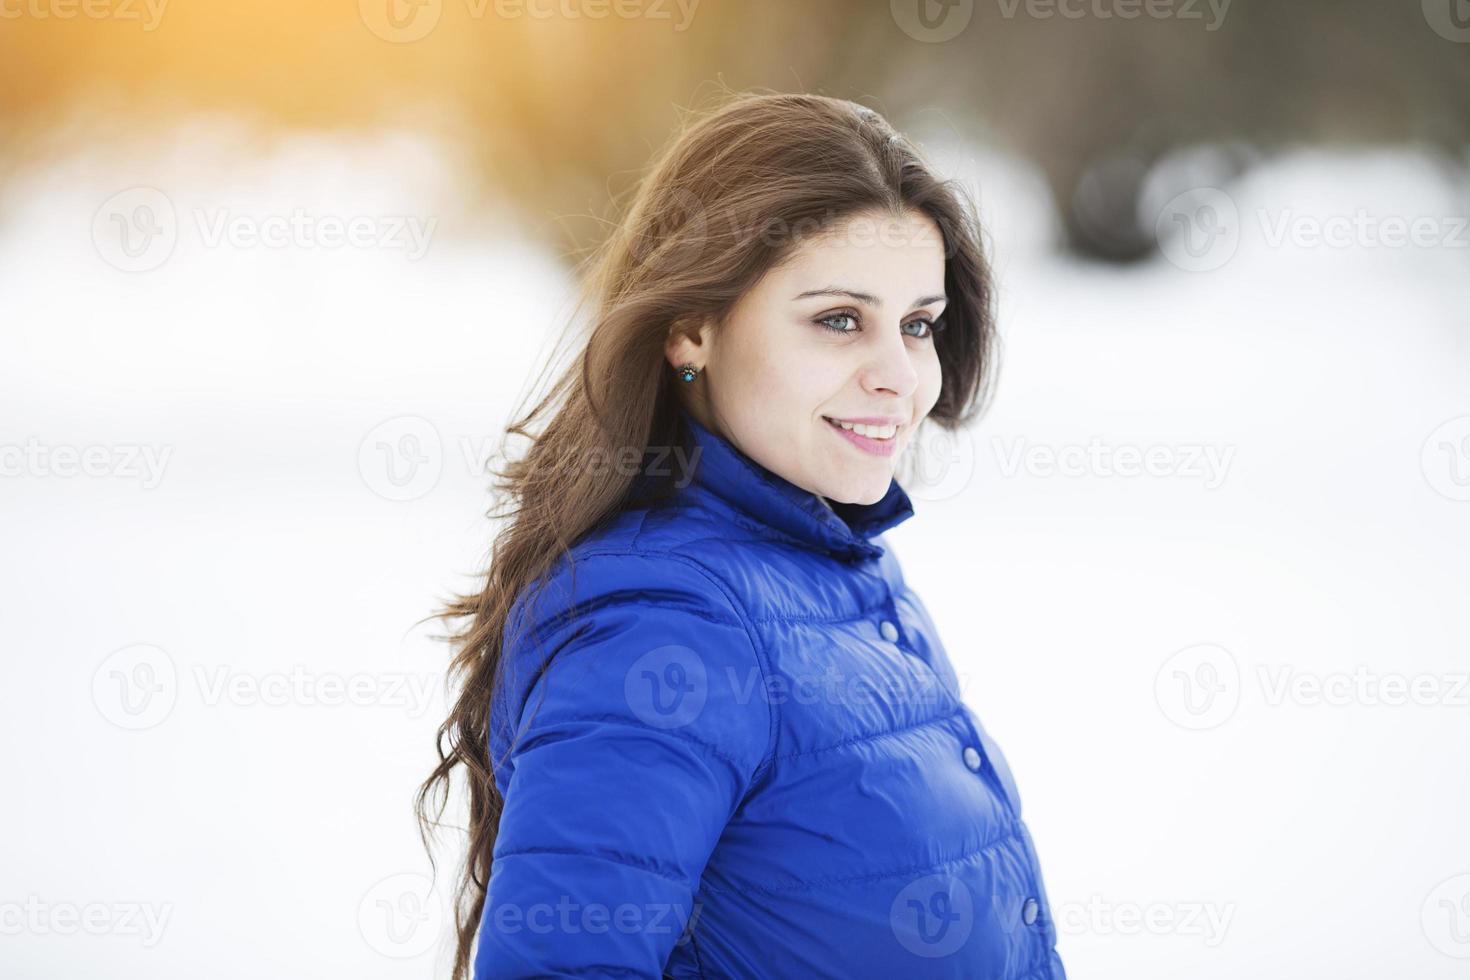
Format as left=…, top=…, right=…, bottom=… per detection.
left=826, top=418, right=897, bottom=439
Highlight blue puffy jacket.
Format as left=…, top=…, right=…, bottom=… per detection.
left=475, top=407, right=1066, bottom=979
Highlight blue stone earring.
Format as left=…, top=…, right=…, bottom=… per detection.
left=677, top=363, right=701, bottom=383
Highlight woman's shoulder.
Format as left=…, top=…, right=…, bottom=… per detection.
left=497, top=503, right=756, bottom=613
left=527, top=492, right=754, bottom=593
left=491, top=526, right=776, bottom=789
left=589, top=488, right=765, bottom=558
left=504, top=520, right=759, bottom=668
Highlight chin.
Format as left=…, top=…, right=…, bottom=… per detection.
left=820, top=470, right=893, bottom=506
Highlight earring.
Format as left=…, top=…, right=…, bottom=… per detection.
left=676, top=363, right=701, bottom=383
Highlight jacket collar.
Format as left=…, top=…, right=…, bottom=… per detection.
left=679, top=407, right=914, bottom=561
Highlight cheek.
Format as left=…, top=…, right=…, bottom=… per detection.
left=747, top=335, right=845, bottom=408
left=917, top=347, right=944, bottom=411
left=716, top=326, right=781, bottom=400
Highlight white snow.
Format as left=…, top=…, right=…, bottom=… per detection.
left=1, top=115, right=1467, bottom=979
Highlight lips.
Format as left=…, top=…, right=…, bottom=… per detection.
left=822, top=416, right=900, bottom=439
left=823, top=416, right=900, bottom=457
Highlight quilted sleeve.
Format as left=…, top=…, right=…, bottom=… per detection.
left=473, top=552, right=774, bottom=979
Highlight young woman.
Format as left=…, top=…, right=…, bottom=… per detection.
left=419, top=91, right=1066, bottom=980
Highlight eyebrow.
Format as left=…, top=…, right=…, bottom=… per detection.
left=792, top=287, right=947, bottom=309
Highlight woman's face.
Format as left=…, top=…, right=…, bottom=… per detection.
left=668, top=207, right=948, bottom=506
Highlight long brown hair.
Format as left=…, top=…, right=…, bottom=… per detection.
left=416, top=87, right=1001, bottom=979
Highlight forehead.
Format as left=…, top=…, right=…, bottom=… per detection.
left=768, top=210, right=947, bottom=301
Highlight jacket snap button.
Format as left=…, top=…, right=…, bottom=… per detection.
left=1022, top=897, right=1039, bottom=926
left=962, top=746, right=982, bottom=771
left=879, top=620, right=899, bottom=642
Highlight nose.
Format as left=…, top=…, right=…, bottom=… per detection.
left=860, top=323, right=920, bottom=399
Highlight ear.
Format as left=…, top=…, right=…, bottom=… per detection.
left=665, top=314, right=713, bottom=371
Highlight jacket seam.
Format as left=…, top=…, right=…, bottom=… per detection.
left=701, top=816, right=1025, bottom=895
left=639, top=494, right=877, bottom=562
left=522, top=712, right=746, bottom=772
left=744, top=603, right=897, bottom=628
left=1017, top=955, right=1062, bottom=980
left=583, top=548, right=896, bottom=628
left=659, top=553, right=781, bottom=785
left=772, top=705, right=964, bottom=762
left=544, top=551, right=749, bottom=628
left=571, top=549, right=781, bottom=790
left=684, top=465, right=840, bottom=555
left=495, top=845, right=692, bottom=887
left=685, top=920, right=708, bottom=979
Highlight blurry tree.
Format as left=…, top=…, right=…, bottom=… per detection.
left=1, top=0, right=1466, bottom=261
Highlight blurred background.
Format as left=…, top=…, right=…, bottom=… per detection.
left=2, top=1, right=1468, bottom=978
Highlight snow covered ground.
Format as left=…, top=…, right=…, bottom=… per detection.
left=1, top=117, right=1467, bottom=978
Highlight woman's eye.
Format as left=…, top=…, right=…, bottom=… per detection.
left=815, top=312, right=943, bottom=338
left=816, top=312, right=858, bottom=334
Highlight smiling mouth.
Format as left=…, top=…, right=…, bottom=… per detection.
left=822, top=416, right=899, bottom=441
